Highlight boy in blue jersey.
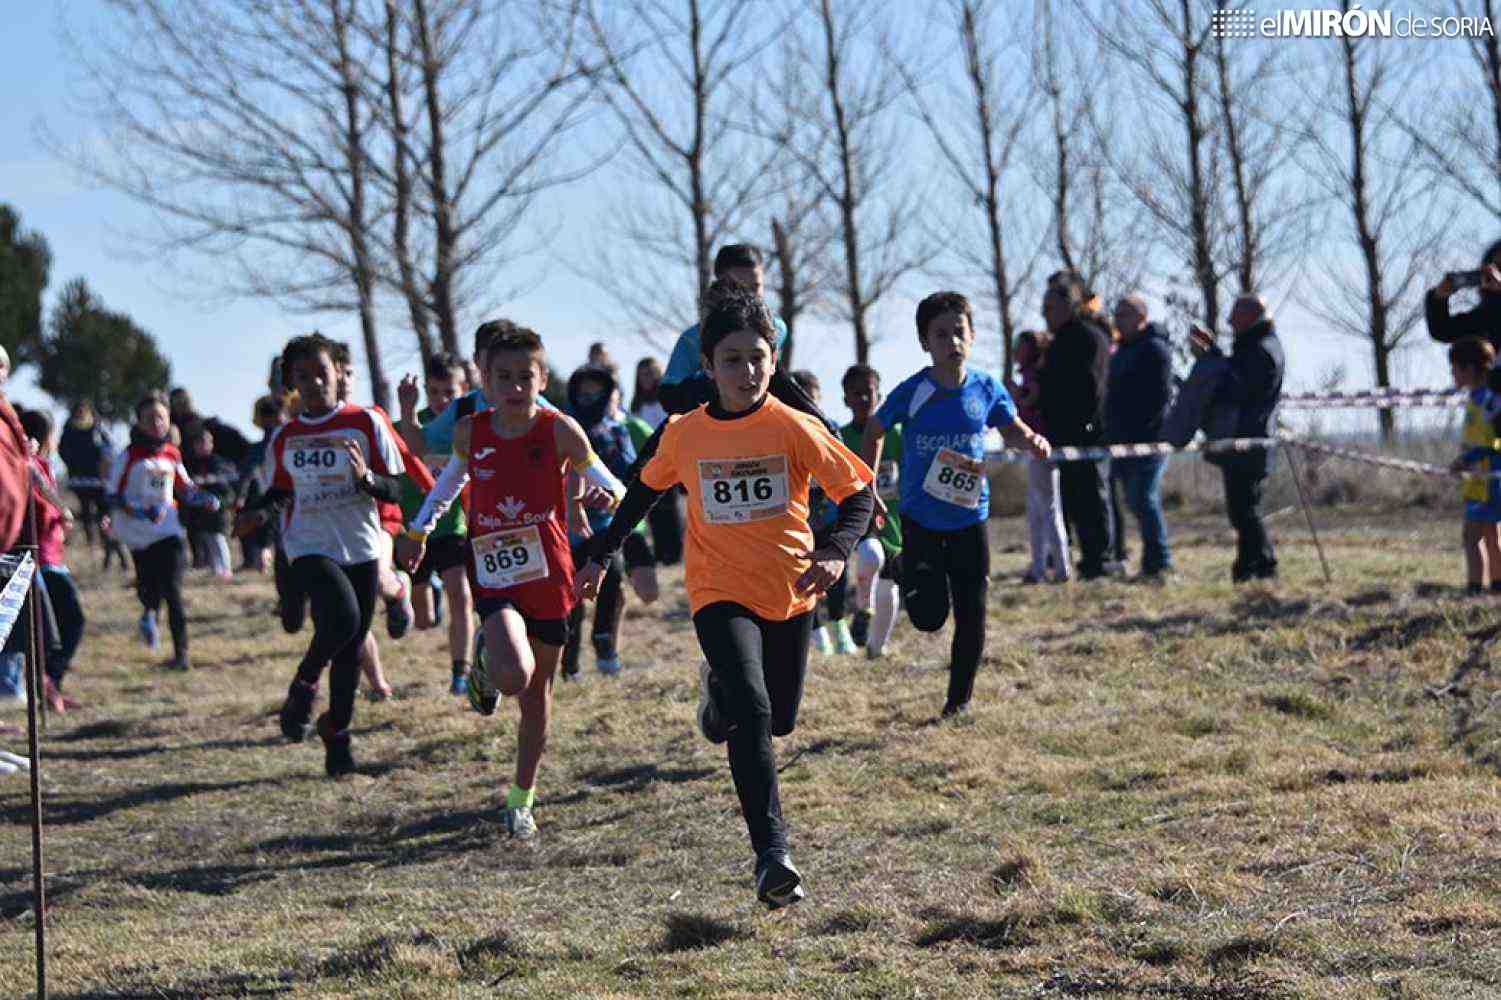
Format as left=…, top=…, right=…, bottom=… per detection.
left=859, top=292, right=1050, bottom=717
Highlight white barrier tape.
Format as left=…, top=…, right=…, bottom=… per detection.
left=1285, top=438, right=1499, bottom=481
left=985, top=437, right=1281, bottom=464
left=985, top=435, right=1501, bottom=482
left=1280, top=386, right=1461, bottom=404
left=0, top=553, right=36, bottom=650
left=1280, top=392, right=1463, bottom=411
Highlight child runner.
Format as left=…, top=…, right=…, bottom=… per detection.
left=841, top=364, right=904, bottom=658
left=401, top=327, right=624, bottom=841
left=394, top=352, right=476, bottom=694
left=110, top=391, right=221, bottom=670
left=1449, top=336, right=1501, bottom=594
left=238, top=394, right=288, bottom=573
left=182, top=421, right=238, bottom=579
left=562, top=365, right=659, bottom=679
left=1007, top=330, right=1069, bottom=583
left=789, top=369, right=855, bottom=656
left=859, top=292, right=1051, bottom=717
left=577, top=285, right=875, bottom=908
left=20, top=409, right=86, bottom=712
left=239, top=333, right=406, bottom=775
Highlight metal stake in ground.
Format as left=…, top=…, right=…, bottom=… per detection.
left=1283, top=441, right=1333, bottom=584
left=23, top=497, right=47, bottom=999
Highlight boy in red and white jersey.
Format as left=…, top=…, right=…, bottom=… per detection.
left=239, top=333, right=406, bottom=777
left=401, top=326, right=625, bottom=842
left=110, top=391, right=221, bottom=670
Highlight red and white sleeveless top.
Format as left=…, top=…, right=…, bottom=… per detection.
left=110, top=441, right=191, bottom=550
left=266, top=403, right=404, bottom=565
left=465, top=407, right=574, bottom=620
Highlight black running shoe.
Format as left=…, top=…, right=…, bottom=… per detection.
left=316, top=713, right=356, bottom=777
left=755, top=850, right=805, bottom=909
left=279, top=680, right=316, bottom=742
left=850, top=610, right=871, bottom=647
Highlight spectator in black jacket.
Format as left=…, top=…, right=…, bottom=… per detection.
left=1426, top=239, right=1501, bottom=351
left=1106, top=296, right=1175, bottom=579
left=58, top=401, right=113, bottom=548
left=1039, top=275, right=1114, bottom=579
left=1191, top=294, right=1285, bottom=582
left=169, top=387, right=251, bottom=467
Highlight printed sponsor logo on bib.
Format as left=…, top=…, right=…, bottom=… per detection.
left=922, top=447, right=984, bottom=508
left=472, top=525, right=548, bottom=589
left=697, top=455, right=790, bottom=524
left=876, top=459, right=899, bottom=501
left=288, top=435, right=358, bottom=509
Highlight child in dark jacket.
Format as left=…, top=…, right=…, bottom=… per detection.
left=182, top=421, right=238, bottom=579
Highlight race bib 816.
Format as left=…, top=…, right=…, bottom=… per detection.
left=697, top=455, right=790, bottom=524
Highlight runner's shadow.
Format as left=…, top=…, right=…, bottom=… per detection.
left=0, top=776, right=288, bottom=826
left=52, top=972, right=293, bottom=999
left=582, top=762, right=716, bottom=792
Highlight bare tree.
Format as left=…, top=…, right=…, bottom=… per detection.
left=1392, top=0, right=1501, bottom=221
left=380, top=0, right=436, bottom=366
left=1083, top=0, right=1227, bottom=329
left=1302, top=4, right=1449, bottom=440
left=794, top=0, right=934, bottom=365
left=1209, top=1, right=1314, bottom=297
left=51, top=0, right=398, bottom=406
left=382, top=0, right=598, bottom=354
left=580, top=0, right=783, bottom=344
left=896, top=0, right=1039, bottom=378
left=762, top=40, right=837, bottom=371
left=1029, top=0, right=1144, bottom=305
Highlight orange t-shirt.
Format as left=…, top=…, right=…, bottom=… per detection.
left=641, top=396, right=873, bottom=621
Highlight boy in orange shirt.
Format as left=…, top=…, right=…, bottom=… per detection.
left=575, top=283, right=875, bottom=909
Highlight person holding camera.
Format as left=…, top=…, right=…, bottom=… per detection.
left=1427, top=240, right=1501, bottom=350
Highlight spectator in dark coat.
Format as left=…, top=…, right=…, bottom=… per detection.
left=168, top=387, right=251, bottom=467
left=1192, top=294, right=1285, bottom=582
left=58, top=402, right=113, bottom=548
left=1426, top=239, right=1501, bottom=352
left=1039, top=276, right=1114, bottom=579
left=1106, top=295, right=1176, bottom=578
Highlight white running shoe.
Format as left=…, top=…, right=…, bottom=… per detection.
left=504, top=805, right=538, bottom=841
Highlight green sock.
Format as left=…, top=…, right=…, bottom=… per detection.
left=506, top=785, right=535, bottom=810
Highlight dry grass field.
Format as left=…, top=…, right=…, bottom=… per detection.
left=4, top=500, right=1501, bottom=999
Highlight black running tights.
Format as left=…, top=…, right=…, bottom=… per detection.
left=290, top=556, right=379, bottom=732
left=131, top=537, right=187, bottom=658
left=692, top=602, right=812, bottom=856
left=900, top=517, right=990, bottom=710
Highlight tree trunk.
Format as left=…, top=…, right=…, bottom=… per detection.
left=1179, top=0, right=1217, bottom=329
left=413, top=0, right=460, bottom=355
left=1340, top=30, right=1394, bottom=441
left=1214, top=14, right=1256, bottom=292
left=1484, top=0, right=1501, bottom=208
left=819, top=0, right=870, bottom=365
left=384, top=0, right=435, bottom=367
left=333, top=0, right=390, bottom=410
left=771, top=217, right=797, bottom=370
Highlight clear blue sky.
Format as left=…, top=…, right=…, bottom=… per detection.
left=0, top=1, right=1469, bottom=441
